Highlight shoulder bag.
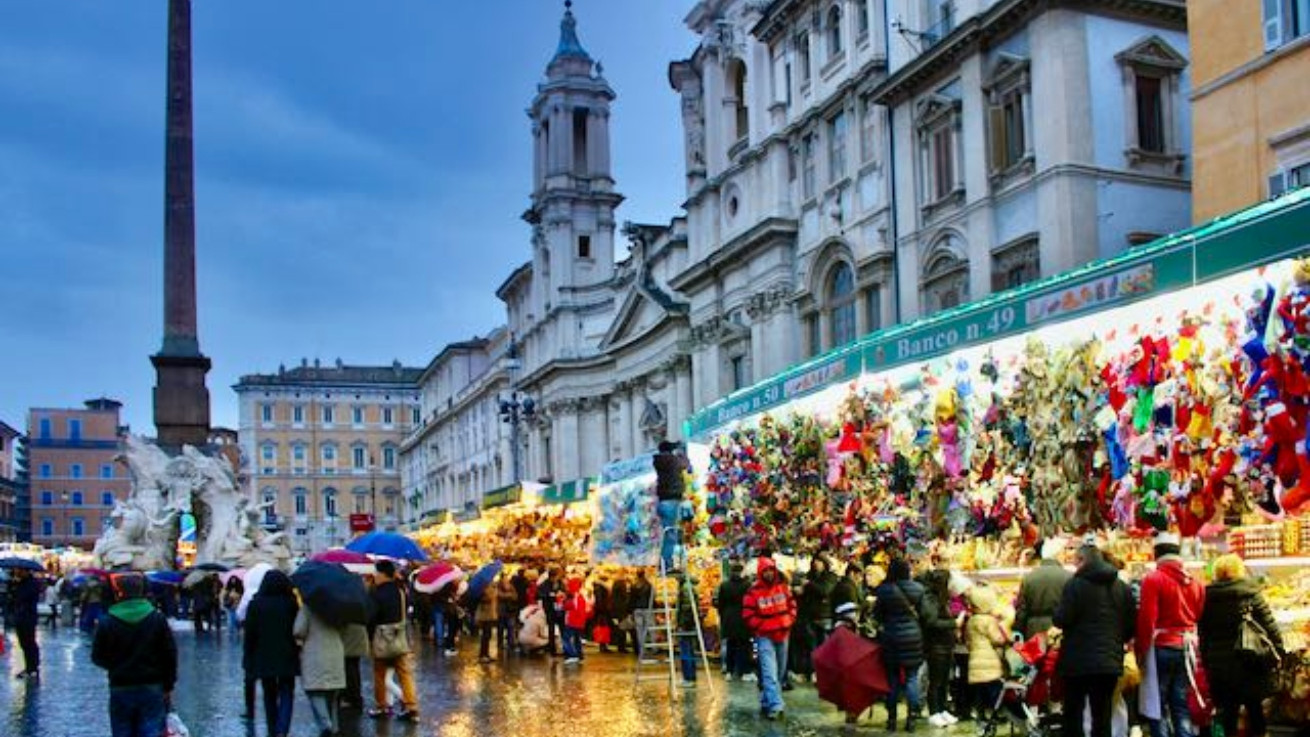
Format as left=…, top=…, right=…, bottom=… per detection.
left=1236, top=600, right=1279, bottom=666
left=371, top=590, right=412, bottom=660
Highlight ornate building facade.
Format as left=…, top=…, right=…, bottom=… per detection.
left=403, top=1, right=1195, bottom=524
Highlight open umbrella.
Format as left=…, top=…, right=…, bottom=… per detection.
left=183, top=569, right=216, bottom=589
left=192, top=562, right=229, bottom=572
left=0, top=557, right=44, bottom=572
left=290, top=561, right=373, bottom=627
left=814, top=626, right=890, bottom=716
left=345, top=531, right=429, bottom=562
left=466, top=561, right=503, bottom=604
left=310, top=549, right=372, bottom=566
left=146, top=570, right=186, bottom=586
left=236, top=563, right=272, bottom=621
left=414, top=562, right=463, bottom=594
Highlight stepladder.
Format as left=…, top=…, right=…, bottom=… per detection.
left=632, top=525, right=715, bottom=696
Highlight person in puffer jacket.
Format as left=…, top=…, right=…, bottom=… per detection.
left=874, top=557, right=928, bottom=732
left=743, top=557, right=796, bottom=721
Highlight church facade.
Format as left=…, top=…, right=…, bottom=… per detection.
left=400, top=0, right=1193, bottom=524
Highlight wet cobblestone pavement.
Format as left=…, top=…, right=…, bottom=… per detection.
left=2, top=623, right=918, bottom=737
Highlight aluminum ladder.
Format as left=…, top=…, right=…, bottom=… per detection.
left=632, top=525, right=715, bottom=695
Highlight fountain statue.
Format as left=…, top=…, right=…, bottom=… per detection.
left=93, top=436, right=292, bottom=570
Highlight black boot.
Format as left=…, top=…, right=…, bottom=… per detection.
left=905, top=710, right=918, bottom=734
left=887, top=705, right=898, bottom=733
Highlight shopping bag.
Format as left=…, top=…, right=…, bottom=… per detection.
left=593, top=624, right=612, bottom=645
left=165, top=711, right=190, bottom=737
left=1138, top=646, right=1162, bottom=721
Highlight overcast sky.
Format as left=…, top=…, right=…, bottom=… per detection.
left=0, top=1, right=695, bottom=434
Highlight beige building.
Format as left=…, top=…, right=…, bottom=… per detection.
left=234, top=360, right=422, bottom=555
left=27, top=399, right=131, bottom=549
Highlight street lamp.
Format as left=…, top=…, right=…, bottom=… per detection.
left=498, top=336, right=536, bottom=484
left=369, top=453, right=378, bottom=530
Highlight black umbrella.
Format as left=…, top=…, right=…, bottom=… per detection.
left=0, top=557, right=44, bottom=572
left=291, top=561, right=372, bottom=627
left=192, top=562, right=230, bottom=572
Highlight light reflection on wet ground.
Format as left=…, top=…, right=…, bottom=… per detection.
left=3, top=625, right=901, bottom=736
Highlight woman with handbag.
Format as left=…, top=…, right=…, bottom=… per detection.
left=873, top=557, right=928, bottom=732
left=1198, top=554, right=1284, bottom=737
left=368, top=560, right=419, bottom=721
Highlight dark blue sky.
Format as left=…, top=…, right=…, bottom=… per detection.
left=0, top=1, right=694, bottom=433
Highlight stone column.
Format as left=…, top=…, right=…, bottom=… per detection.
left=555, top=400, right=580, bottom=481
left=673, top=360, right=693, bottom=441
left=610, top=388, right=630, bottom=461
left=629, top=380, right=647, bottom=455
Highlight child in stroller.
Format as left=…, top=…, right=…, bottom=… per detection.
left=978, top=632, right=1062, bottom=737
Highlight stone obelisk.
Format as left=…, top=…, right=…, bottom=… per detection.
left=151, top=0, right=211, bottom=449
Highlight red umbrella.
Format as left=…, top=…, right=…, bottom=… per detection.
left=813, top=626, right=890, bottom=716
left=414, top=562, right=463, bottom=594
left=310, top=549, right=372, bottom=565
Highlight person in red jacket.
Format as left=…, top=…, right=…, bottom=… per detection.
left=742, top=557, right=796, bottom=720
left=561, top=578, right=589, bottom=665
left=1136, top=533, right=1205, bottom=737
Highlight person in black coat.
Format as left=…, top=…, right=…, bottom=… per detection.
left=791, top=557, right=838, bottom=681
left=714, top=562, right=753, bottom=680
left=918, top=569, right=959, bottom=726
left=1053, top=544, right=1135, bottom=737
left=591, top=578, right=613, bottom=653
left=11, top=569, right=43, bottom=678
left=610, top=574, right=632, bottom=654
left=244, top=570, right=299, bottom=737
left=831, top=563, right=865, bottom=620
left=1199, top=554, right=1284, bottom=737
left=629, top=570, right=654, bottom=659
left=874, top=558, right=927, bottom=732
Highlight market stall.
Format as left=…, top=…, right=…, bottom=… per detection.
left=412, top=481, right=593, bottom=568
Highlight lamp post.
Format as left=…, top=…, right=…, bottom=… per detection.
left=369, top=452, right=378, bottom=531
left=498, top=336, right=535, bottom=484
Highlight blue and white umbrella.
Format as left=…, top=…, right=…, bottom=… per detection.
left=345, top=532, right=428, bottom=562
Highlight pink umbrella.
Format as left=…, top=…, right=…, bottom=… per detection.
left=414, top=562, right=463, bottom=594
left=311, top=549, right=372, bottom=565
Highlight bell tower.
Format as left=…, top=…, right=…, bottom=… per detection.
left=525, top=0, right=623, bottom=303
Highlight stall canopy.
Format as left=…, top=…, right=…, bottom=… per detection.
left=685, top=186, right=1310, bottom=440
left=539, top=477, right=596, bottom=505
left=481, top=483, right=523, bottom=510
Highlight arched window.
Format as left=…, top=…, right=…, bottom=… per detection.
left=827, top=262, right=857, bottom=347
left=922, top=243, right=970, bottom=313
left=827, top=4, right=844, bottom=59
left=728, top=60, right=749, bottom=144
left=322, top=488, right=338, bottom=518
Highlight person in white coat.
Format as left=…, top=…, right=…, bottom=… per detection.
left=519, top=601, right=550, bottom=654
left=294, top=607, right=346, bottom=737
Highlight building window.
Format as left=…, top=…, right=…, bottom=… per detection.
left=324, top=493, right=337, bottom=518
left=382, top=407, right=394, bottom=426
left=321, top=444, right=337, bottom=470
left=71, top=491, right=84, bottom=506
left=860, top=95, right=878, bottom=164
left=353, top=446, right=367, bottom=471
left=572, top=107, right=589, bottom=175
left=924, top=0, right=955, bottom=45
left=865, top=285, right=883, bottom=332
left=827, top=262, right=858, bottom=347
left=808, top=315, right=823, bottom=357
left=985, top=56, right=1031, bottom=176
left=577, top=235, right=591, bottom=259
left=292, top=444, right=307, bottom=475
left=40, top=491, right=53, bottom=506
left=261, top=443, right=276, bottom=475
left=730, top=355, right=748, bottom=391
left=41, top=518, right=54, bottom=537
left=827, top=4, right=843, bottom=59
left=70, top=463, right=83, bottom=479
left=354, top=494, right=367, bottom=515
left=100, top=464, right=114, bottom=479
left=802, top=133, right=818, bottom=199
left=102, top=491, right=115, bottom=506
left=383, top=447, right=397, bottom=471
left=71, top=517, right=84, bottom=537
left=796, top=32, right=811, bottom=86
left=69, top=419, right=82, bottom=441
left=322, top=405, right=334, bottom=425
left=857, top=0, right=870, bottom=37
left=39, top=463, right=51, bottom=478
left=1116, top=37, right=1187, bottom=171
left=828, top=112, right=848, bottom=183
left=292, top=404, right=305, bottom=426
left=1270, top=161, right=1310, bottom=197
left=1264, top=0, right=1310, bottom=50
left=261, top=403, right=273, bottom=424
left=412, top=407, right=421, bottom=426
left=915, top=92, right=963, bottom=204
left=352, top=406, right=365, bottom=426
left=992, top=236, right=1041, bottom=292
left=922, top=239, right=970, bottom=313
left=728, top=59, right=749, bottom=145
left=39, top=417, right=51, bottom=439
left=294, top=493, right=308, bottom=516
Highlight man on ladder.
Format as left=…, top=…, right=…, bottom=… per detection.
left=653, top=441, right=691, bottom=574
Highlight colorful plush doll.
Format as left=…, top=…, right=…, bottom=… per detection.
left=1277, top=258, right=1310, bottom=361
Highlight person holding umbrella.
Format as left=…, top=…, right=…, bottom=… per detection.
left=244, top=570, right=300, bottom=737
left=814, top=601, right=890, bottom=725
left=368, top=559, right=419, bottom=721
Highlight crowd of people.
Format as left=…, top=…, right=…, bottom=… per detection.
left=699, top=531, right=1287, bottom=737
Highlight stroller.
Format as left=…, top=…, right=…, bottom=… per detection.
left=979, top=632, right=1063, bottom=737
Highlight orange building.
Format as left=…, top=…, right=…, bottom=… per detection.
left=1189, top=0, right=1310, bottom=222
left=27, top=399, right=131, bottom=549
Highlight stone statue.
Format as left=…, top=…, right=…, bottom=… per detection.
left=93, top=435, right=291, bottom=571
